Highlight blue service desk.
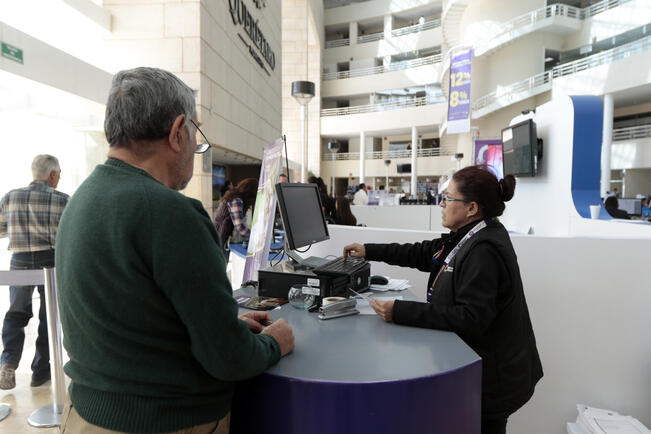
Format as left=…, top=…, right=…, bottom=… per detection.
left=230, top=287, right=482, bottom=434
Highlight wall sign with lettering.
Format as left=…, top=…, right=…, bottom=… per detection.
left=229, top=0, right=276, bottom=74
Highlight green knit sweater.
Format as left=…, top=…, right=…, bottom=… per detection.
left=55, top=159, right=280, bottom=432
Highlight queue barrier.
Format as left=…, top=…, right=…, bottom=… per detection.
left=0, top=268, right=66, bottom=427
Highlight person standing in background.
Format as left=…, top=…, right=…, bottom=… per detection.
left=0, top=154, right=69, bottom=390
left=214, top=178, right=258, bottom=259
left=353, top=183, right=368, bottom=205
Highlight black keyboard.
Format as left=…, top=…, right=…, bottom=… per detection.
left=313, top=256, right=367, bottom=277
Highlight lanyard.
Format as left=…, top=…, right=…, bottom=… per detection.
left=427, top=220, right=487, bottom=301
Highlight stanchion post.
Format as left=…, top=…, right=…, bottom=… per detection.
left=27, top=267, right=65, bottom=427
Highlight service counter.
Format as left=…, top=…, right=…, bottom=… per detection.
left=230, top=287, right=482, bottom=434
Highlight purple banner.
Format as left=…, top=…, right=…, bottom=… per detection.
left=474, top=139, right=503, bottom=180
left=447, top=48, right=473, bottom=134
left=243, top=138, right=284, bottom=282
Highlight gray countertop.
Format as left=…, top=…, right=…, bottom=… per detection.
left=237, top=288, right=480, bottom=383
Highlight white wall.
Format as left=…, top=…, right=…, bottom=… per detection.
left=322, top=62, right=443, bottom=98
left=323, top=27, right=442, bottom=64
left=623, top=168, right=651, bottom=197
left=321, top=101, right=446, bottom=136
left=611, top=137, right=651, bottom=170
left=563, top=0, right=651, bottom=50
left=325, top=0, right=440, bottom=26
left=302, top=224, right=651, bottom=434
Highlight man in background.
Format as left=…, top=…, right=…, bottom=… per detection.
left=56, top=67, right=294, bottom=433
left=0, top=154, right=69, bottom=390
left=353, top=183, right=368, bottom=205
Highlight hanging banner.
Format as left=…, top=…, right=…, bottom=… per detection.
left=447, top=47, right=473, bottom=134
left=243, top=138, right=284, bottom=282
left=474, top=138, right=503, bottom=180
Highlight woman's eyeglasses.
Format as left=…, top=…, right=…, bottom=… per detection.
left=441, top=194, right=468, bottom=203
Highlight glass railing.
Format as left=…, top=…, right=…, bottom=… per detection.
left=324, top=0, right=373, bottom=9
left=472, top=34, right=651, bottom=113
left=358, top=31, right=384, bottom=44
left=469, top=0, right=630, bottom=57
left=323, top=53, right=442, bottom=80
left=322, top=147, right=456, bottom=160
left=325, top=38, right=351, bottom=48
left=325, top=18, right=441, bottom=49
left=391, top=19, right=441, bottom=37
left=613, top=125, right=651, bottom=141
left=321, top=95, right=445, bottom=117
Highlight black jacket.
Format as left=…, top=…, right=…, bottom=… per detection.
left=364, top=219, right=543, bottom=418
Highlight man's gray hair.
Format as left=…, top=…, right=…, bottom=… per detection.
left=104, top=67, right=197, bottom=149
left=32, top=155, right=61, bottom=180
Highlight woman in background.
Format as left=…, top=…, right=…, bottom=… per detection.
left=213, top=178, right=258, bottom=259
left=334, top=196, right=357, bottom=226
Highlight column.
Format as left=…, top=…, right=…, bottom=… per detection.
left=359, top=130, right=366, bottom=184
left=411, top=126, right=418, bottom=196
left=382, top=15, right=392, bottom=69
left=601, top=94, right=613, bottom=198
left=349, top=21, right=358, bottom=45
left=383, top=14, right=392, bottom=39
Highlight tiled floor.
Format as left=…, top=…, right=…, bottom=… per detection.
left=0, top=290, right=61, bottom=433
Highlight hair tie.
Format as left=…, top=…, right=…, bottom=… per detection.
left=498, top=181, right=505, bottom=200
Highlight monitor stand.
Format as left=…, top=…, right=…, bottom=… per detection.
left=283, top=239, right=330, bottom=271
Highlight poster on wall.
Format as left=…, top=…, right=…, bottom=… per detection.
left=242, top=138, right=284, bottom=282
left=447, top=47, right=473, bottom=135
left=474, top=139, right=504, bottom=180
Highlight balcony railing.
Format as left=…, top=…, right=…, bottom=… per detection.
left=324, top=0, right=373, bottom=9
left=613, top=125, right=651, bottom=141
left=391, top=19, right=441, bottom=37
left=323, top=53, right=442, bottom=80
left=472, top=34, right=651, bottom=114
left=471, top=0, right=631, bottom=56
left=321, top=95, right=445, bottom=117
left=325, top=38, right=350, bottom=48
left=358, top=31, right=384, bottom=44
left=325, top=17, right=442, bottom=49
left=322, top=147, right=455, bottom=161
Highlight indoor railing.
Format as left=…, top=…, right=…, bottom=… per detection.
left=325, top=38, right=350, bottom=48
left=358, top=31, right=384, bottom=43
left=324, top=0, right=373, bottom=9
left=612, top=124, right=651, bottom=141
left=321, top=95, right=445, bottom=117
left=472, top=34, right=651, bottom=113
left=322, top=53, right=442, bottom=80
left=391, top=19, right=441, bottom=37
left=470, top=0, right=630, bottom=56
left=322, top=147, right=456, bottom=160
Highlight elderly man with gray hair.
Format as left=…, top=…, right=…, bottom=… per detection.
left=0, top=154, right=69, bottom=390
left=55, top=67, right=294, bottom=433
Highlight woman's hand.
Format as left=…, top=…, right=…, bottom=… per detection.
left=343, top=243, right=366, bottom=259
left=239, top=311, right=272, bottom=333
left=370, top=299, right=394, bottom=322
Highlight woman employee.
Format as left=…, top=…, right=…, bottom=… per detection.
left=343, top=166, right=543, bottom=434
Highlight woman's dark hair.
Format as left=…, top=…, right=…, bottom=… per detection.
left=335, top=196, right=357, bottom=226
left=222, top=178, right=258, bottom=211
left=452, top=165, right=516, bottom=218
left=604, top=196, right=618, bottom=210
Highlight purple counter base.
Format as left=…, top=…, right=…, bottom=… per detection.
left=230, top=359, right=482, bottom=434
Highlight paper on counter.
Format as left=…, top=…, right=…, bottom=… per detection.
left=355, top=296, right=403, bottom=315
left=370, top=278, right=411, bottom=292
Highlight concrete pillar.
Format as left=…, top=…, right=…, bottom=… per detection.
left=349, top=21, right=358, bottom=45
left=601, top=94, right=613, bottom=198
left=383, top=14, right=393, bottom=39
left=411, top=126, right=418, bottom=196
left=359, top=130, right=366, bottom=184
left=300, top=104, right=308, bottom=183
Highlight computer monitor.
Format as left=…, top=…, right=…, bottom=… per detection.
left=502, top=119, right=539, bottom=177
left=275, top=183, right=330, bottom=251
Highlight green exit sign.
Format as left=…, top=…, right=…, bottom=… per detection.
left=1, top=42, right=24, bottom=64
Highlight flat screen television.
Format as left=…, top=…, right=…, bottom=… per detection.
left=501, top=119, right=540, bottom=177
